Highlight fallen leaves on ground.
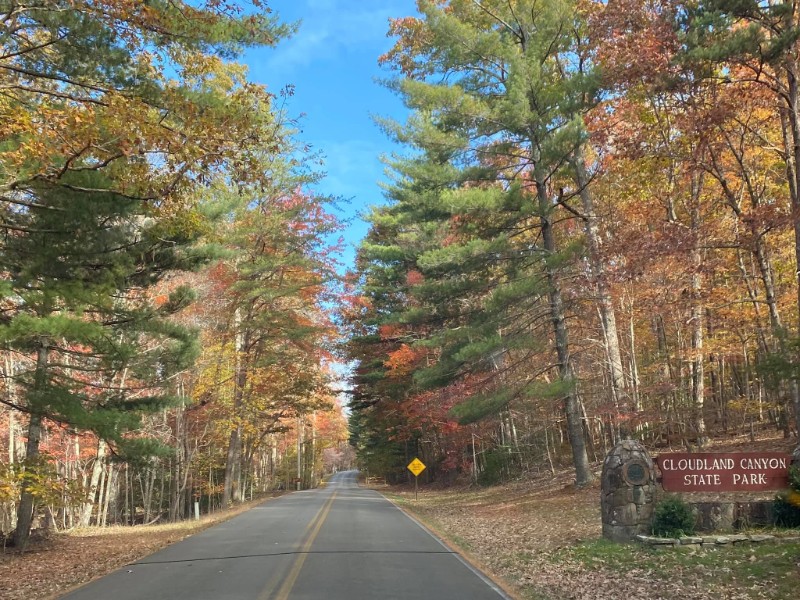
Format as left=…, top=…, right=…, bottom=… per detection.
left=390, top=434, right=800, bottom=600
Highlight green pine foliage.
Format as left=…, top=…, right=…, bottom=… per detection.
left=347, top=0, right=599, bottom=484
left=679, top=0, right=799, bottom=68
left=0, top=172, right=205, bottom=457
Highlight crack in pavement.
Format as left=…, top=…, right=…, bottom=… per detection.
left=132, top=550, right=455, bottom=566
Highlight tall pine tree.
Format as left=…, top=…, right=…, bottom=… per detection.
left=0, top=0, right=292, bottom=548
left=363, top=0, right=604, bottom=485
left=1, top=173, right=204, bottom=548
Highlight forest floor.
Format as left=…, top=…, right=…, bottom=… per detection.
left=0, top=495, right=279, bottom=600
left=386, top=433, right=800, bottom=600
left=1, top=434, right=798, bottom=600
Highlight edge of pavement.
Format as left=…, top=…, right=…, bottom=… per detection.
left=372, top=486, right=522, bottom=600
left=50, top=492, right=289, bottom=600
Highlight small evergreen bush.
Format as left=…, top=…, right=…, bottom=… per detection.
left=477, top=447, right=519, bottom=486
left=652, top=495, right=696, bottom=537
left=774, top=465, right=800, bottom=528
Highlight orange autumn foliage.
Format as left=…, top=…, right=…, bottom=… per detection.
left=384, top=344, right=426, bottom=376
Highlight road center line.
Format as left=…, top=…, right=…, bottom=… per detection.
left=258, top=490, right=338, bottom=600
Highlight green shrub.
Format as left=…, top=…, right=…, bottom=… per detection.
left=477, top=447, right=519, bottom=486
left=790, top=464, right=800, bottom=491
left=774, top=465, right=800, bottom=528
left=652, top=495, right=696, bottom=537
left=774, top=495, right=800, bottom=527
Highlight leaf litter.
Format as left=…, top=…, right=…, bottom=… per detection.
left=388, top=435, right=800, bottom=600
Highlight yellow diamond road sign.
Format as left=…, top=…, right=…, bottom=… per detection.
left=407, top=458, right=426, bottom=477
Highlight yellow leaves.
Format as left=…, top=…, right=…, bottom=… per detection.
left=0, top=457, right=84, bottom=507
left=150, top=201, right=214, bottom=239
left=0, top=1, right=284, bottom=215
left=0, top=464, right=17, bottom=503
left=173, top=50, right=249, bottom=93
left=0, top=98, right=34, bottom=140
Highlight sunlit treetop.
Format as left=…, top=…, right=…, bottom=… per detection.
left=0, top=0, right=294, bottom=207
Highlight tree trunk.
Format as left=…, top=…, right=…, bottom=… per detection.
left=688, top=171, right=708, bottom=445
left=626, top=291, right=641, bottom=413
left=79, top=439, right=107, bottom=527
left=8, top=409, right=15, bottom=464
left=170, top=412, right=183, bottom=521
left=4, top=353, right=16, bottom=463
left=158, top=464, right=166, bottom=519
left=690, top=268, right=706, bottom=444
left=781, top=66, right=800, bottom=430
left=785, top=64, right=800, bottom=326
left=124, top=463, right=130, bottom=525
left=100, top=466, right=115, bottom=527
left=14, top=413, right=42, bottom=549
left=223, top=426, right=242, bottom=506
left=223, top=311, right=249, bottom=506
left=537, top=182, right=593, bottom=487
left=96, top=462, right=108, bottom=527
left=14, top=344, right=49, bottom=550
left=296, top=417, right=303, bottom=491
left=573, top=154, right=628, bottom=423
left=310, top=412, right=317, bottom=488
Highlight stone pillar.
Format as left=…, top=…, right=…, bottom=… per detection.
left=601, top=440, right=656, bottom=542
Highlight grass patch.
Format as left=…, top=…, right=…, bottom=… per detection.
left=552, top=538, right=800, bottom=599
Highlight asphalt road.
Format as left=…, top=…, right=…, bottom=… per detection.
left=61, top=471, right=510, bottom=600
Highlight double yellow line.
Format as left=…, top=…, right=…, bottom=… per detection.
left=259, top=490, right=338, bottom=600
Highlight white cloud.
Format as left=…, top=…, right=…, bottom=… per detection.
left=266, top=1, right=409, bottom=73
left=316, top=138, right=386, bottom=201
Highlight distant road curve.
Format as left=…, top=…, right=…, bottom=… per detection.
left=61, top=470, right=511, bottom=600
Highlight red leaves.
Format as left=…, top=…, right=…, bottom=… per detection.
left=379, top=324, right=404, bottom=340
left=590, top=0, right=680, bottom=89
left=406, top=269, right=425, bottom=286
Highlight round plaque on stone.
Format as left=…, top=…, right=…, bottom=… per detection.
left=622, top=460, right=648, bottom=486
left=602, top=441, right=656, bottom=542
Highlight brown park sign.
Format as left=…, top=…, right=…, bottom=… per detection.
left=655, top=452, right=792, bottom=492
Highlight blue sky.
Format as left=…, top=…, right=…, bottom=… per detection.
left=243, top=0, right=417, bottom=271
